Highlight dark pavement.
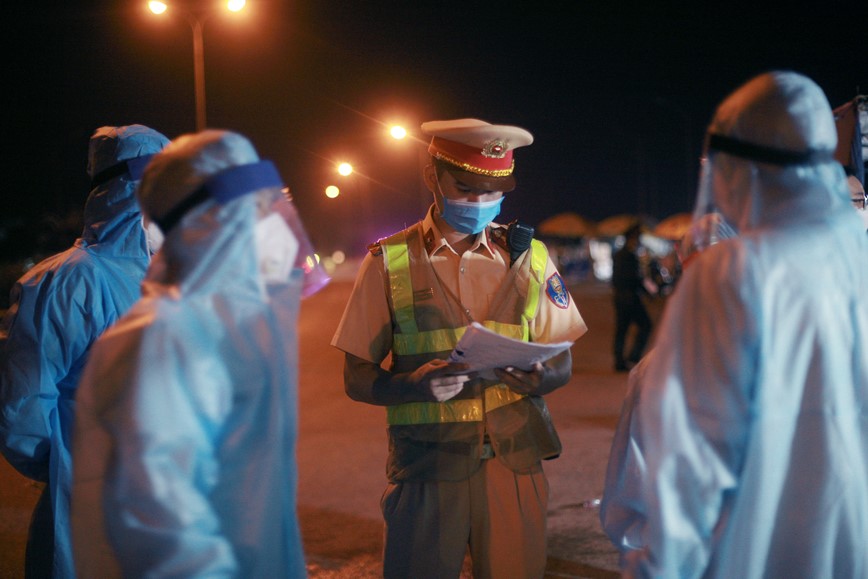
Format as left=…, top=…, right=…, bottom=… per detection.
left=0, top=262, right=667, bottom=578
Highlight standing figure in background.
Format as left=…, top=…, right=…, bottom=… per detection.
left=71, top=130, right=310, bottom=578
left=332, top=118, right=587, bottom=578
left=845, top=165, right=868, bottom=230
left=0, top=125, right=169, bottom=578
left=611, top=222, right=653, bottom=372
left=620, top=71, right=868, bottom=578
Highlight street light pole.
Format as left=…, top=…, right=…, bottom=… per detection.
left=189, top=15, right=206, bottom=132
left=148, top=1, right=246, bottom=132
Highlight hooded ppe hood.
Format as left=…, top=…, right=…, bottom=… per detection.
left=693, top=71, right=851, bottom=236
left=81, top=125, right=170, bottom=254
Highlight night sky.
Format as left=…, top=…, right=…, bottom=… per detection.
left=3, top=0, right=866, bottom=259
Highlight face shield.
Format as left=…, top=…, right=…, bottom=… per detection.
left=688, top=157, right=740, bottom=253
left=150, top=157, right=330, bottom=297
left=275, top=187, right=331, bottom=296
left=689, top=71, right=846, bottom=245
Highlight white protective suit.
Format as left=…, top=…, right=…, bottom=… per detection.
left=609, top=72, right=868, bottom=578
left=0, top=124, right=168, bottom=579
left=71, top=130, right=309, bottom=578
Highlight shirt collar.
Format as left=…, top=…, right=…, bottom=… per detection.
left=421, top=205, right=498, bottom=259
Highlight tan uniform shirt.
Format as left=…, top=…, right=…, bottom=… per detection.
left=332, top=208, right=587, bottom=364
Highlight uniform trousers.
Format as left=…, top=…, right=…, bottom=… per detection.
left=380, top=456, right=549, bottom=579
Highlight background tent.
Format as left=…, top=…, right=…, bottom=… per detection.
left=653, top=212, right=693, bottom=241
left=595, top=214, right=638, bottom=238
left=537, top=212, right=596, bottom=283
left=537, top=212, right=597, bottom=238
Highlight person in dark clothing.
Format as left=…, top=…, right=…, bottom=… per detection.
left=611, top=223, right=653, bottom=371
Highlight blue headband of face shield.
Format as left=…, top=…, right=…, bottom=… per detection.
left=90, top=154, right=156, bottom=188
left=706, top=133, right=834, bottom=166
left=155, top=160, right=283, bottom=233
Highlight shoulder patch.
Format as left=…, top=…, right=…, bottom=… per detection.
left=488, top=224, right=510, bottom=252
left=545, top=272, right=570, bottom=309
left=367, top=241, right=383, bottom=257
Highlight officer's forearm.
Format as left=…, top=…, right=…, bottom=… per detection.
left=343, top=353, right=420, bottom=406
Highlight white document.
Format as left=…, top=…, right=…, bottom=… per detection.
left=448, top=322, right=574, bottom=379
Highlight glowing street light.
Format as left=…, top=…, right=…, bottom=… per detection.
left=390, top=125, right=407, bottom=140
left=325, top=185, right=340, bottom=198
left=147, top=1, right=246, bottom=132
left=337, top=162, right=353, bottom=176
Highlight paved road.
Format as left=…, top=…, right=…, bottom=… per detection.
left=0, top=265, right=666, bottom=578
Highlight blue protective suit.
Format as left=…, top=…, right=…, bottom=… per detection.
left=71, top=132, right=307, bottom=578
left=604, top=72, right=868, bottom=579
left=0, top=125, right=168, bottom=578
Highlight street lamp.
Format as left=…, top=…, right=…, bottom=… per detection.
left=337, top=162, right=353, bottom=177
left=147, top=0, right=247, bottom=132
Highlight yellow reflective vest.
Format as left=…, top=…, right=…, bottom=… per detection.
left=379, top=222, right=562, bottom=482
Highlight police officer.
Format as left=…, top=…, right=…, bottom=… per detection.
left=332, top=118, right=587, bottom=578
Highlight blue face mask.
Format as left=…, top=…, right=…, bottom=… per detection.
left=440, top=197, right=505, bottom=234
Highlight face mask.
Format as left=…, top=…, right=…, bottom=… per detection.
left=143, top=218, right=165, bottom=256
left=255, top=212, right=299, bottom=283
left=440, top=197, right=504, bottom=234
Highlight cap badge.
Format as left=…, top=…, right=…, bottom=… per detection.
left=481, top=139, right=507, bottom=159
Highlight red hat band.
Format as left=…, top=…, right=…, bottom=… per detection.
left=428, top=136, right=515, bottom=177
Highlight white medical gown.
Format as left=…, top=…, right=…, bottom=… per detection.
left=71, top=190, right=306, bottom=578
left=615, top=205, right=868, bottom=578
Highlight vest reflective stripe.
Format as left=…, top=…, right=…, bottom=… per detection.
left=392, top=320, right=525, bottom=356
left=383, top=228, right=550, bottom=426
left=394, top=327, right=464, bottom=356
left=386, top=385, right=525, bottom=425
left=523, top=239, right=547, bottom=327
left=383, top=234, right=418, bottom=334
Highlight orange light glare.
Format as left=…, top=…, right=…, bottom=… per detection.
left=227, top=0, right=246, bottom=12
left=325, top=185, right=340, bottom=198
left=148, top=1, right=168, bottom=14
left=337, top=163, right=353, bottom=176
left=390, top=126, right=407, bottom=140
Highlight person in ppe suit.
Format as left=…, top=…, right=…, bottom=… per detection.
left=70, top=129, right=314, bottom=578
left=331, top=119, right=588, bottom=578
left=0, top=124, right=169, bottom=579
left=614, top=70, right=868, bottom=578
left=599, top=210, right=734, bottom=563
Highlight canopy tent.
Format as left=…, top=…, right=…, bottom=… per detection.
left=537, top=212, right=596, bottom=238
left=653, top=212, right=693, bottom=241
left=595, top=214, right=636, bottom=237
left=595, top=213, right=652, bottom=238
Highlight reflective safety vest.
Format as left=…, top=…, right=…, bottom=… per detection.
left=378, top=222, right=562, bottom=482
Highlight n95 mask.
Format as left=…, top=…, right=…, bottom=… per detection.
left=255, top=212, right=299, bottom=284
left=143, top=217, right=165, bottom=256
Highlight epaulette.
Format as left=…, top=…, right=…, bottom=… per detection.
left=488, top=223, right=510, bottom=252
left=367, top=241, right=383, bottom=257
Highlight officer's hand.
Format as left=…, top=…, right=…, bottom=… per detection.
left=408, top=359, right=473, bottom=402
left=494, top=349, right=573, bottom=396
left=494, top=362, right=546, bottom=395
